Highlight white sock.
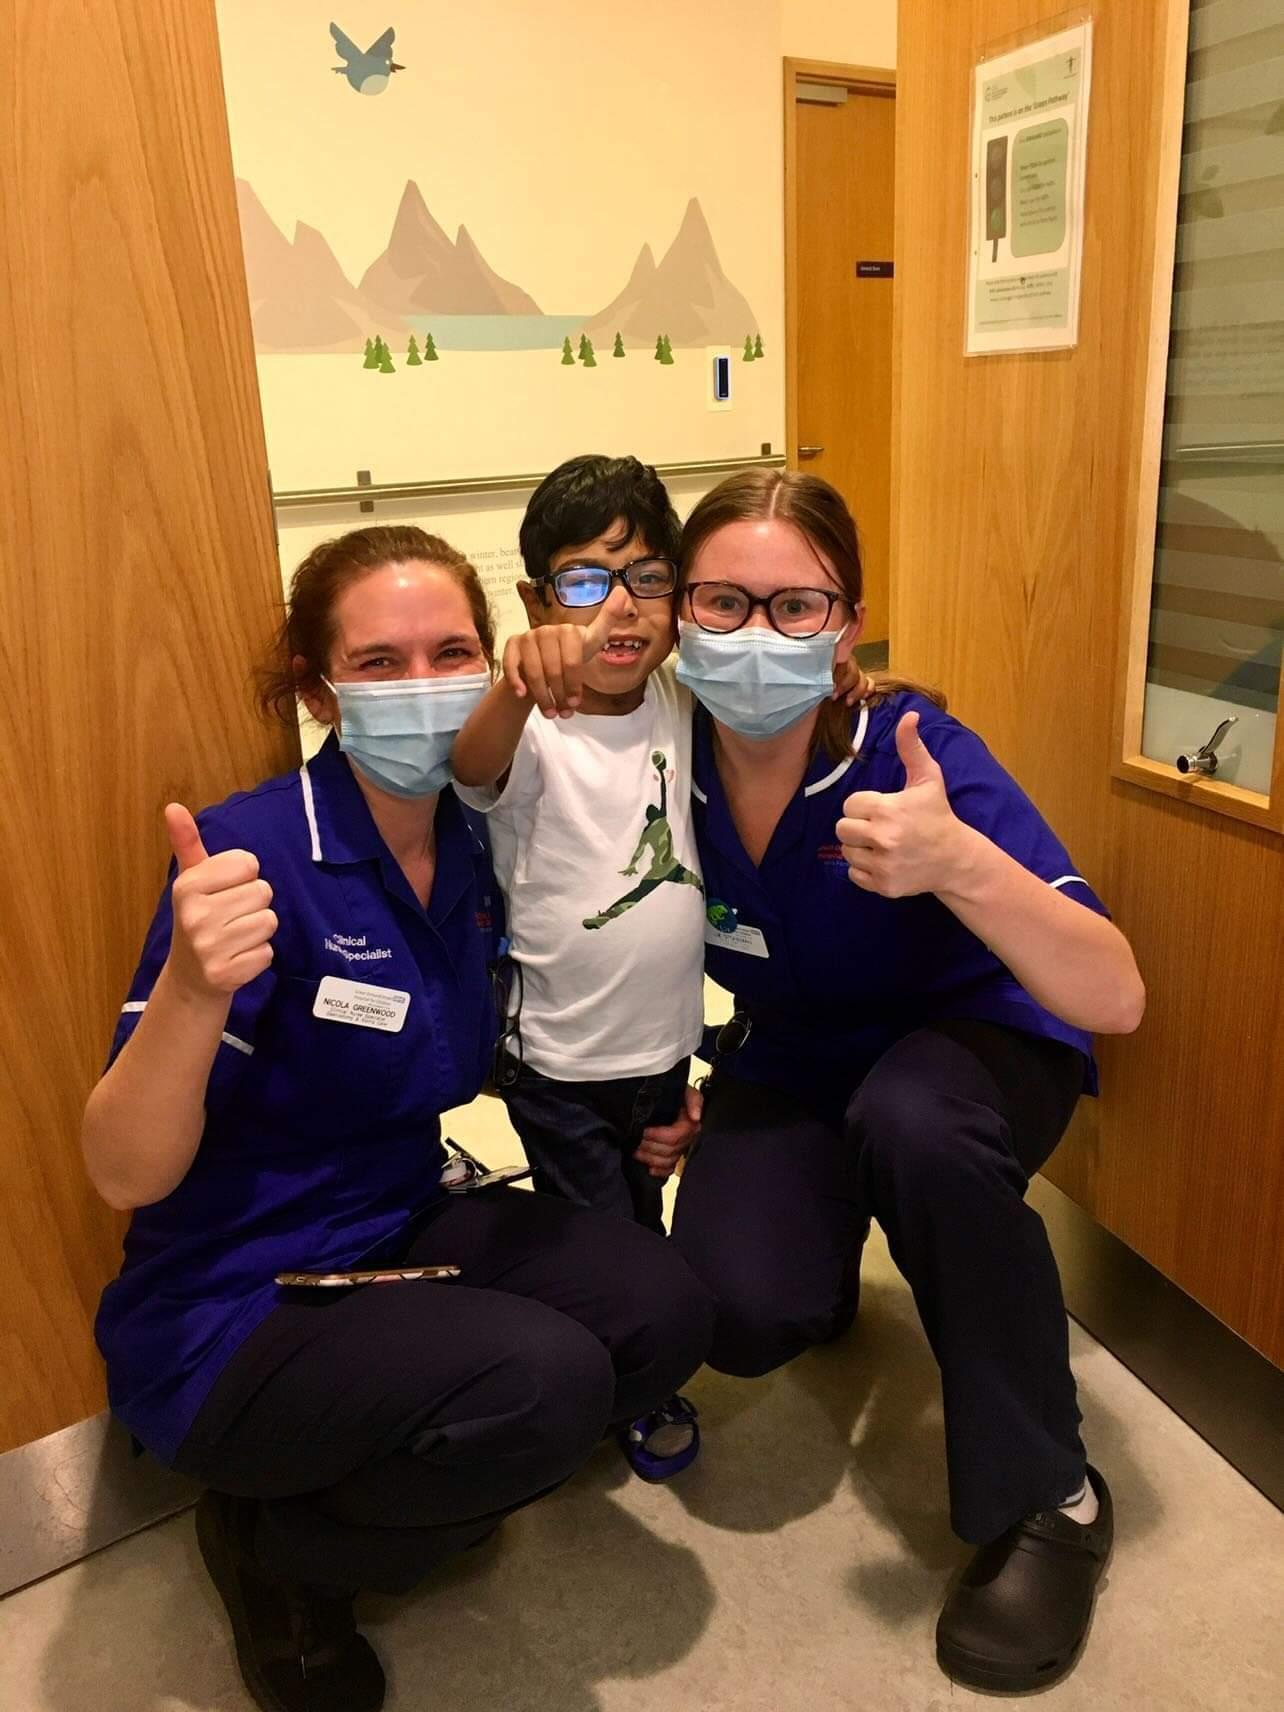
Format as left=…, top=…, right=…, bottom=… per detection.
left=1058, top=1477, right=1099, bottom=1526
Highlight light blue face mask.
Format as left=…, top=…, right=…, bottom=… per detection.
left=325, top=672, right=490, bottom=798
left=675, top=622, right=841, bottom=739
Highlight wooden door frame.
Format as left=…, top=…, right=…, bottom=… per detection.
left=783, top=58, right=896, bottom=468
left=1108, top=0, right=1284, bottom=834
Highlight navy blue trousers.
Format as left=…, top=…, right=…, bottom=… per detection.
left=175, top=1189, right=712, bottom=1593
left=671, top=1018, right=1087, bottom=1544
left=501, top=1056, right=691, bottom=1234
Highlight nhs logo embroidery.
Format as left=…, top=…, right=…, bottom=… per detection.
left=324, top=932, right=393, bottom=965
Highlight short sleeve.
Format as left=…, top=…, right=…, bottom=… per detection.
left=919, top=717, right=1111, bottom=919
left=106, top=814, right=279, bottom=1112
left=453, top=721, right=543, bottom=822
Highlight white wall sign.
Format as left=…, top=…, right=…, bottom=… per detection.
left=966, top=20, right=1093, bottom=355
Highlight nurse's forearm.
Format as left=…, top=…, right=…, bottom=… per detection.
left=450, top=680, right=534, bottom=787
left=81, top=964, right=227, bottom=1210
left=937, top=828, right=1146, bottom=1035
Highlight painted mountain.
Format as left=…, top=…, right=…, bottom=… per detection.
left=359, top=180, right=542, bottom=317
left=234, top=180, right=405, bottom=353
left=584, top=198, right=758, bottom=348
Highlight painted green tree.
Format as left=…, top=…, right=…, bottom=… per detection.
left=378, top=340, right=395, bottom=373
left=581, top=337, right=597, bottom=367
left=613, top=332, right=626, bottom=358
left=406, top=334, right=422, bottom=366
left=659, top=334, right=675, bottom=366
left=754, top=333, right=765, bottom=359
left=424, top=332, right=439, bottom=361
left=362, top=337, right=378, bottom=369
left=654, top=334, right=665, bottom=362
left=561, top=336, right=576, bottom=365
left=578, top=333, right=590, bottom=360
left=742, top=335, right=755, bottom=361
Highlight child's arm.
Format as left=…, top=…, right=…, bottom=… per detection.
left=452, top=587, right=630, bottom=787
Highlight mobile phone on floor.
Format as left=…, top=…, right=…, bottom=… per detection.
left=275, top=1265, right=461, bottom=1288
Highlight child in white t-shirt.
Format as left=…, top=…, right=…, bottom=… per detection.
left=453, top=454, right=706, bottom=1480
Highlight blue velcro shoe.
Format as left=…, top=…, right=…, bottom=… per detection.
left=618, top=1394, right=701, bottom=1482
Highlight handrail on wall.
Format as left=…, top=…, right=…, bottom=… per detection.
left=271, top=452, right=786, bottom=510
left=1168, top=441, right=1284, bottom=464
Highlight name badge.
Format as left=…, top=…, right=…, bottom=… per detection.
left=703, top=920, right=769, bottom=959
left=313, top=976, right=410, bottom=1033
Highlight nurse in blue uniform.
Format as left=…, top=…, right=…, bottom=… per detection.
left=660, top=472, right=1144, bottom=1695
left=83, top=525, right=712, bottom=1712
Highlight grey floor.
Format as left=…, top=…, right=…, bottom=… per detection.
left=4, top=1092, right=1282, bottom=1711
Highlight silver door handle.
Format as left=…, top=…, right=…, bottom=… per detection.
left=1176, top=715, right=1237, bottom=776
left=798, top=444, right=825, bottom=459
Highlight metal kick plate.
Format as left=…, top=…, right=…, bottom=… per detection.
left=0, top=1413, right=200, bottom=1597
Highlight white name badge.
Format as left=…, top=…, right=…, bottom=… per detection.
left=704, top=920, right=769, bottom=959
left=313, top=976, right=410, bottom=1033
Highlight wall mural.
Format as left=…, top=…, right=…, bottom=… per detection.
left=215, top=3, right=784, bottom=491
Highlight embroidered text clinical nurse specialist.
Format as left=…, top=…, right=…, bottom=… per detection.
left=83, top=523, right=712, bottom=1712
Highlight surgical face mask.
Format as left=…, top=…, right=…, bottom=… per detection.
left=324, top=672, right=489, bottom=798
left=675, top=622, right=841, bottom=739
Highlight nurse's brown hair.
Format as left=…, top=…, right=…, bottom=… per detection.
left=257, top=525, right=496, bottom=724
left=678, top=469, right=943, bottom=762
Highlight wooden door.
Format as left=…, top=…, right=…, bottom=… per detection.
left=0, top=0, right=294, bottom=1453
left=893, top=0, right=1284, bottom=1365
left=791, top=69, right=896, bottom=645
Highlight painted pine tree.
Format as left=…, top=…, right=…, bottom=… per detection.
left=754, top=333, right=765, bottom=359
left=561, top=336, right=576, bottom=365
left=613, top=332, right=626, bottom=358
left=743, top=335, right=755, bottom=361
left=582, top=337, right=597, bottom=367
left=406, top=335, right=422, bottom=366
left=424, top=332, right=439, bottom=361
left=378, top=340, right=395, bottom=373
left=362, top=337, right=378, bottom=369
left=654, top=334, right=665, bottom=362
left=659, top=334, right=675, bottom=365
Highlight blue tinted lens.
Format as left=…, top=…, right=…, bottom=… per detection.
left=554, top=567, right=610, bottom=606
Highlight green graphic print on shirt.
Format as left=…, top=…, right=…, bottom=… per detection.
left=582, top=750, right=704, bottom=931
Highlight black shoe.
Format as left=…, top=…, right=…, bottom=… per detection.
left=936, top=1466, right=1113, bottom=1693
left=195, top=1490, right=386, bottom=1712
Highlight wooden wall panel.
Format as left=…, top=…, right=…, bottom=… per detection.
left=0, top=0, right=294, bottom=1451
left=892, top=0, right=1284, bottom=1363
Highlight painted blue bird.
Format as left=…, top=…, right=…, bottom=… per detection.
left=330, top=23, right=404, bottom=96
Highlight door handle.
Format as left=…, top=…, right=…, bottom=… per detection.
left=798, top=444, right=825, bottom=459
left=1176, top=715, right=1237, bottom=776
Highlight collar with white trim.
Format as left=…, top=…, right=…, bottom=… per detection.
left=690, top=702, right=869, bottom=806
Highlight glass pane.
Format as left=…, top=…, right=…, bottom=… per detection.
left=1141, top=0, right=1284, bottom=794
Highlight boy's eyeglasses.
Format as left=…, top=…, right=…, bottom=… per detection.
left=683, top=581, right=852, bottom=639
left=535, top=558, right=677, bottom=609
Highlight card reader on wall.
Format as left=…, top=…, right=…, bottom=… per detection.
left=708, top=348, right=733, bottom=411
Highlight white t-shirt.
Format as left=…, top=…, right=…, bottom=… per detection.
left=456, top=662, right=705, bottom=1080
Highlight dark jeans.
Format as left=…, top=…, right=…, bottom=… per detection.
left=671, top=1018, right=1087, bottom=1544
left=174, top=1189, right=713, bottom=1593
left=501, top=1056, right=691, bottom=1234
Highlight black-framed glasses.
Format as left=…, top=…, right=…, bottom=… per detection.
left=491, top=953, right=523, bottom=1089
left=535, top=557, right=678, bottom=609
left=683, top=581, right=852, bottom=639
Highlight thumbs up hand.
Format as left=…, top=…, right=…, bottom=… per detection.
left=835, top=713, right=969, bottom=898
left=503, top=585, right=635, bottom=718
left=164, top=804, right=277, bottom=998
